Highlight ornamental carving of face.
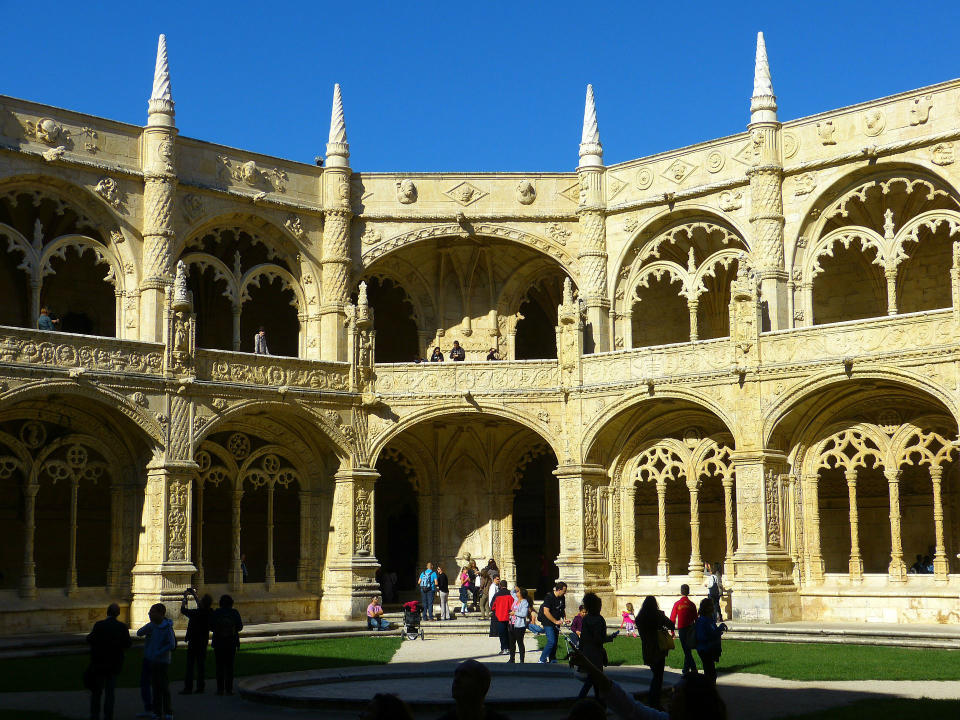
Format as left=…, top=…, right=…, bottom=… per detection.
left=36, top=118, right=62, bottom=144
left=516, top=180, right=536, bottom=205
left=396, top=179, right=417, bottom=204
left=240, top=161, right=259, bottom=185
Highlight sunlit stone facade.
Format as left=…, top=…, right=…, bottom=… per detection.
left=1, top=34, right=959, bottom=633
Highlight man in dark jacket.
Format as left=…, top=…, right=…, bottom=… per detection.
left=181, top=588, right=213, bottom=694
left=210, top=594, right=243, bottom=695
left=86, top=603, right=132, bottom=720
left=537, top=581, right=567, bottom=663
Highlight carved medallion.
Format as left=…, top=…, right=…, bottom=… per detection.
left=705, top=151, right=725, bottom=173
left=635, top=167, right=654, bottom=190
left=661, top=158, right=696, bottom=185
left=863, top=108, right=885, bottom=137
left=444, top=181, right=487, bottom=206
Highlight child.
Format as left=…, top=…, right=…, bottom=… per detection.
left=620, top=602, right=638, bottom=637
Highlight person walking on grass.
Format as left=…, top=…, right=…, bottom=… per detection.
left=137, top=603, right=176, bottom=720
left=576, top=592, right=619, bottom=700
left=418, top=561, right=438, bottom=621
left=180, top=588, right=213, bottom=694
left=670, top=584, right=699, bottom=676
left=507, top=584, right=530, bottom=663
left=637, top=595, right=675, bottom=710
left=437, top=564, right=451, bottom=620
left=695, top=598, right=727, bottom=683
left=211, top=594, right=243, bottom=695
left=86, top=603, right=131, bottom=720
left=537, top=581, right=567, bottom=664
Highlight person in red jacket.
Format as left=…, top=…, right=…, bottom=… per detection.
left=490, top=580, right=514, bottom=655
left=670, top=583, right=699, bottom=675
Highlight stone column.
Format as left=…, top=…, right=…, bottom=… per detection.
left=107, top=484, right=125, bottom=593
left=730, top=450, right=797, bottom=622
left=620, top=484, right=638, bottom=582
left=687, top=298, right=699, bottom=342
left=951, top=240, right=960, bottom=326
left=319, top=85, right=353, bottom=362
left=29, top=279, right=41, bottom=330
left=499, top=492, right=516, bottom=582
left=722, top=477, right=736, bottom=577
left=231, top=305, right=241, bottom=351
left=885, top=468, right=907, bottom=581
left=130, top=460, right=197, bottom=624
left=687, top=480, right=703, bottom=579
left=802, top=473, right=825, bottom=584
left=554, top=464, right=611, bottom=603
left=845, top=469, right=863, bottom=582
left=229, top=487, right=243, bottom=591
left=576, top=85, right=610, bottom=353
left=620, top=311, right=633, bottom=350
left=194, top=480, right=205, bottom=586
left=930, top=465, right=949, bottom=580
left=655, top=479, right=669, bottom=579
left=19, top=480, right=38, bottom=599
left=265, top=483, right=275, bottom=590
left=67, top=475, right=79, bottom=596
left=320, top=467, right=380, bottom=619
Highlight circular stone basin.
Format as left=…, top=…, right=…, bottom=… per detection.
left=240, top=662, right=652, bottom=712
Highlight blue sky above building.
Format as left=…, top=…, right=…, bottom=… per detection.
left=2, top=1, right=957, bottom=171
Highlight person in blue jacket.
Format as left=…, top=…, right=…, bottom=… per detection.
left=694, top=597, right=728, bottom=683
left=136, top=603, right=177, bottom=720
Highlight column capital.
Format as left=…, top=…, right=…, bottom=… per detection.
left=554, top=463, right=607, bottom=481
left=334, top=467, right=379, bottom=484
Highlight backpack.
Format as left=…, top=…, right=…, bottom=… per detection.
left=213, top=611, right=236, bottom=645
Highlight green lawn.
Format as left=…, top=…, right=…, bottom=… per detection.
left=0, top=636, right=402, bottom=693
left=540, top=636, right=960, bottom=681
left=782, top=698, right=960, bottom=719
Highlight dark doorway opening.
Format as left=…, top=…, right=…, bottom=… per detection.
left=513, top=452, right=560, bottom=597
left=366, top=277, right=419, bottom=363
left=374, top=455, right=418, bottom=600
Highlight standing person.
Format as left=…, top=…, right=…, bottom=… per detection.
left=485, top=347, right=500, bottom=361
left=507, top=585, right=530, bottom=663
left=695, top=598, right=727, bottom=683
left=253, top=327, right=269, bottom=355
left=429, top=346, right=444, bottom=362
left=86, top=603, right=131, bottom=720
left=636, top=595, right=675, bottom=710
left=537, top=581, right=567, bottom=664
left=619, top=602, right=638, bottom=638
left=418, top=562, right=437, bottom=621
left=670, top=583, right=699, bottom=676
left=704, top=562, right=723, bottom=622
left=458, top=566, right=472, bottom=616
left=449, top=340, right=466, bottom=361
left=437, top=564, right=451, bottom=621
left=367, top=595, right=390, bottom=631
left=577, top=592, right=618, bottom=700
left=490, top=580, right=513, bottom=655
left=240, top=553, right=249, bottom=583
left=569, top=604, right=587, bottom=644
left=180, top=588, right=213, bottom=694
left=37, top=307, right=60, bottom=331
left=137, top=604, right=176, bottom=720
left=479, top=567, right=492, bottom=620
left=211, top=594, right=243, bottom=695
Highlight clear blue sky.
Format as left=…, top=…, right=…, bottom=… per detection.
left=2, top=2, right=958, bottom=172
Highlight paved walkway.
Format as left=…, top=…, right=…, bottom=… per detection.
left=1, top=634, right=958, bottom=719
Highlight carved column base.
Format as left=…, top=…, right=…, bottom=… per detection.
left=130, top=562, right=196, bottom=629
left=555, top=552, right=613, bottom=607
left=656, top=560, right=670, bottom=580
left=888, top=558, right=907, bottom=583
left=319, top=559, right=380, bottom=620
left=848, top=557, right=864, bottom=583
left=730, top=550, right=797, bottom=623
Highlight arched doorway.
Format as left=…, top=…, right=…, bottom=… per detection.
left=365, top=277, right=419, bottom=363
left=512, top=451, right=560, bottom=595
left=373, top=450, right=419, bottom=599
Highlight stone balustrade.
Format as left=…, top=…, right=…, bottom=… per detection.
left=194, top=349, right=351, bottom=391
left=373, top=358, right=561, bottom=395
left=0, top=325, right=164, bottom=376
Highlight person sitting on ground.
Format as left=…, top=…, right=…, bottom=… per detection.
left=450, top=340, right=466, bottom=361
left=360, top=692, right=415, bottom=720
left=86, top=602, right=132, bottom=720
left=436, top=659, right=511, bottom=720
left=367, top=595, right=390, bottom=631
left=694, top=598, right=727, bottom=683
left=569, top=647, right=728, bottom=720
left=38, top=306, right=60, bottom=331
left=486, top=347, right=500, bottom=361
left=430, top=346, right=445, bottom=362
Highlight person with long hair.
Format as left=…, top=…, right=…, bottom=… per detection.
left=507, top=584, right=530, bottom=663
left=636, top=595, right=675, bottom=710
left=576, top=592, right=618, bottom=699
left=458, top=566, right=472, bottom=616
left=695, top=598, right=728, bottom=683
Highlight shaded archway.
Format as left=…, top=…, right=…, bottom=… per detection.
left=239, top=276, right=299, bottom=356
left=515, top=276, right=563, bottom=360
left=513, top=451, right=560, bottom=595
left=42, top=246, right=116, bottom=336
left=373, top=451, right=419, bottom=598
left=812, top=242, right=885, bottom=324
left=632, top=274, right=688, bottom=347
left=366, top=277, right=419, bottom=363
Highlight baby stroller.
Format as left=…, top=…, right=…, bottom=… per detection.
left=402, top=600, right=425, bottom=641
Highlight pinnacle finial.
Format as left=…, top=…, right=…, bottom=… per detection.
left=148, top=34, right=175, bottom=120
left=579, top=84, right=603, bottom=168
left=326, top=83, right=350, bottom=167
left=750, top=32, right=777, bottom=123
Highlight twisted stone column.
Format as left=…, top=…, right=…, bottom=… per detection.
left=884, top=468, right=907, bottom=581
left=688, top=481, right=703, bottom=579
left=656, top=480, right=669, bottom=578
left=19, top=481, right=38, bottom=599
left=845, top=469, right=863, bottom=582
left=930, top=465, right=949, bottom=580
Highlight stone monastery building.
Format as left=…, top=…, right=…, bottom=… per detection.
left=1, top=33, right=959, bottom=634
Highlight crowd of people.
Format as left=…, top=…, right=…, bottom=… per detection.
left=84, top=588, right=244, bottom=720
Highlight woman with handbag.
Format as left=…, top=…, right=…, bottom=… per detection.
left=576, top=592, right=619, bottom=699
left=637, top=595, right=675, bottom=710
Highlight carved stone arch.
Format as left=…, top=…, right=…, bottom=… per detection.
left=195, top=399, right=351, bottom=466
left=29, top=432, right=118, bottom=486
left=763, top=369, right=960, bottom=450
left=801, top=422, right=888, bottom=478
left=0, top=429, right=32, bottom=479
left=196, top=439, right=239, bottom=488
left=39, top=234, right=127, bottom=292
left=180, top=252, right=240, bottom=306
left=628, top=261, right=690, bottom=304
left=370, top=404, right=564, bottom=468
left=239, top=263, right=306, bottom=311
left=888, top=415, right=958, bottom=469
left=893, top=208, right=960, bottom=263
left=177, top=212, right=301, bottom=271
left=361, top=223, right=578, bottom=279
left=627, top=437, right=689, bottom=486
left=506, top=442, right=552, bottom=491
left=495, top=259, right=574, bottom=322
left=360, top=263, right=432, bottom=326
left=0, top=379, right=165, bottom=449
left=238, top=443, right=304, bottom=489
left=690, top=434, right=736, bottom=485
left=804, top=227, right=887, bottom=282
left=691, top=249, right=742, bottom=298
left=378, top=443, right=423, bottom=492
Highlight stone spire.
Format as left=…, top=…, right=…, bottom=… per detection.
left=750, top=32, right=777, bottom=123
left=148, top=34, right=175, bottom=121
left=326, top=83, right=350, bottom=167
left=578, top=84, right=603, bottom=168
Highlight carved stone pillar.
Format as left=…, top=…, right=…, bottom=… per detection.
left=802, top=473, right=825, bottom=584
left=802, top=282, right=814, bottom=327
left=687, top=480, right=703, bottom=579
left=499, top=492, right=516, bottom=582
left=229, top=487, right=243, bottom=591
left=320, top=467, right=380, bottom=619
left=556, top=278, right=584, bottom=388
left=130, top=460, right=197, bottom=625
left=19, top=480, right=38, bottom=599
left=554, top=464, right=611, bottom=603
left=722, top=477, right=736, bottom=577
left=730, top=450, right=797, bottom=622
left=930, top=465, right=949, bottom=580
left=67, top=476, right=79, bottom=596
left=620, top=484, right=638, bottom=583
left=951, top=241, right=960, bottom=326
left=107, top=484, right=125, bottom=593
left=194, top=479, right=204, bottom=587
left=687, top=298, right=699, bottom=342
left=620, top=311, right=633, bottom=350
left=885, top=468, right=907, bottom=581
left=884, top=267, right=898, bottom=315
left=845, top=469, right=863, bottom=582
left=655, top=479, right=669, bottom=579
left=231, top=305, right=241, bottom=351
left=29, top=279, right=41, bottom=330
left=265, top=483, right=276, bottom=590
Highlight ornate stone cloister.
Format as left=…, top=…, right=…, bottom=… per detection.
left=1, top=33, right=960, bottom=633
